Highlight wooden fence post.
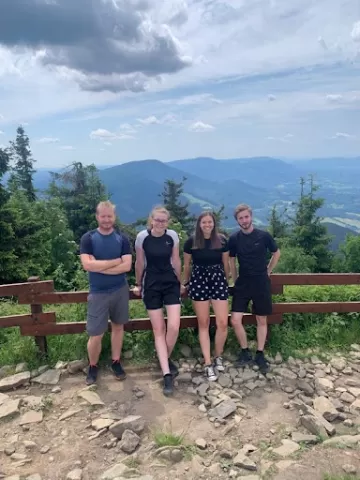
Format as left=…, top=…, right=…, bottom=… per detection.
left=28, top=276, right=48, bottom=358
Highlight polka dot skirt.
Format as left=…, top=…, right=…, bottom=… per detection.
left=188, top=264, right=229, bottom=301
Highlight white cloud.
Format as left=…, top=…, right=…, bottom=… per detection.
left=59, top=145, right=75, bottom=150
left=37, top=137, right=60, bottom=144
left=175, top=93, right=222, bottom=105
left=326, top=94, right=343, bottom=102
left=90, top=128, right=134, bottom=140
left=137, top=114, right=177, bottom=125
left=0, top=130, right=4, bottom=135
left=351, top=21, right=360, bottom=42
left=138, top=116, right=160, bottom=125
left=267, top=134, right=294, bottom=142
left=188, top=121, right=215, bottom=132
left=332, top=132, right=353, bottom=139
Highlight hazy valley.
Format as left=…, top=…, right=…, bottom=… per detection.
left=33, top=156, right=360, bottom=245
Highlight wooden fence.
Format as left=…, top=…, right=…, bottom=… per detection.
left=1, top=274, right=360, bottom=356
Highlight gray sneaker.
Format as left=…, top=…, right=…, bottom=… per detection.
left=205, top=364, right=218, bottom=382
left=214, top=356, right=225, bottom=372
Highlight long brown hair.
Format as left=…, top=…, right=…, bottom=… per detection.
left=193, top=211, right=222, bottom=249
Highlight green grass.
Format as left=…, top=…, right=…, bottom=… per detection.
left=153, top=430, right=185, bottom=448
left=1, top=285, right=360, bottom=368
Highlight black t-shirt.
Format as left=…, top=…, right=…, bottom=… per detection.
left=228, top=228, right=278, bottom=277
left=135, top=229, right=179, bottom=276
left=184, top=235, right=229, bottom=266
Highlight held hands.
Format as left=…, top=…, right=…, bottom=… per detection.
left=180, top=284, right=187, bottom=296
left=133, top=285, right=142, bottom=296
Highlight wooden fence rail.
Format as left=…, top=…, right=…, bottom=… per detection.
left=1, top=274, right=360, bottom=357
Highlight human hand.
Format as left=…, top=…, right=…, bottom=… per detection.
left=133, top=285, right=142, bottom=297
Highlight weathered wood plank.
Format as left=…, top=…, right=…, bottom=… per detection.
left=18, top=284, right=283, bottom=305
left=273, top=302, right=360, bottom=314
left=0, top=312, right=56, bottom=328
left=19, top=313, right=284, bottom=336
left=0, top=280, right=54, bottom=297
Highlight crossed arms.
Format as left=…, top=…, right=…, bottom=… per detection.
left=80, top=254, right=132, bottom=275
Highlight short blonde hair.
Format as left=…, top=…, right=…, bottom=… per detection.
left=147, top=205, right=170, bottom=228
left=234, top=203, right=252, bottom=219
left=96, top=200, right=116, bottom=214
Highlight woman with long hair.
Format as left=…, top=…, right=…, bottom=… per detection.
left=134, top=206, right=184, bottom=396
left=183, top=211, right=229, bottom=381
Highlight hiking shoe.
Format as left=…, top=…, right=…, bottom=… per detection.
left=255, top=351, right=270, bottom=374
left=205, top=364, right=218, bottom=382
left=86, top=365, right=98, bottom=385
left=214, top=356, right=225, bottom=372
left=163, top=373, right=174, bottom=396
left=235, top=349, right=253, bottom=367
left=111, top=360, right=126, bottom=380
left=168, top=358, right=179, bottom=377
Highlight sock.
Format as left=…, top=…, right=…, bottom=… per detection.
left=242, top=347, right=249, bottom=352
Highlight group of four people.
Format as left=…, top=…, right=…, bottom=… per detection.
left=80, top=201, right=281, bottom=396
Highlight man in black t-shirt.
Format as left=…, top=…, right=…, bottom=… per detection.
left=228, top=203, right=281, bottom=373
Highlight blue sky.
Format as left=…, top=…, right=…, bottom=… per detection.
left=0, top=0, right=359, bottom=168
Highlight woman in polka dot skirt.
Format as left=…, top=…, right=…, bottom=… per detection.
left=183, top=211, right=230, bottom=381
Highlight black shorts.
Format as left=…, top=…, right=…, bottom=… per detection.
left=232, top=274, right=272, bottom=316
left=189, top=264, right=228, bottom=301
left=142, top=272, right=181, bottom=310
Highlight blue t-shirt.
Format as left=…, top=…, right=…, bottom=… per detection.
left=80, top=229, right=131, bottom=293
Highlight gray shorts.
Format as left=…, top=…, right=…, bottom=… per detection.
left=87, top=284, right=129, bottom=336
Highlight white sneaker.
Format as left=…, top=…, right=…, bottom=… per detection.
left=205, top=364, right=218, bottom=382
left=214, top=356, right=225, bottom=372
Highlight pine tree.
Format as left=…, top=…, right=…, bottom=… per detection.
left=160, top=178, right=195, bottom=233
left=268, top=205, right=288, bottom=240
left=289, top=176, right=332, bottom=272
left=48, top=162, right=107, bottom=242
left=9, top=126, right=36, bottom=201
left=0, top=148, right=16, bottom=283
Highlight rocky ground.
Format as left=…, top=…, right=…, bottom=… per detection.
left=2, top=346, right=360, bottom=480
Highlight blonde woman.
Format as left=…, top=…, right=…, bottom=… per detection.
left=134, top=206, right=183, bottom=396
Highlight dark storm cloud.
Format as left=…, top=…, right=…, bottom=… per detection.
left=0, top=0, right=191, bottom=92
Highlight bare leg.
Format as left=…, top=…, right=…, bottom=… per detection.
left=165, top=304, right=181, bottom=357
left=256, top=315, right=267, bottom=351
left=193, top=300, right=211, bottom=365
left=212, top=299, right=229, bottom=357
left=111, top=323, right=124, bottom=360
left=87, top=335, right=103, bottom=365
left=149, top=309, right=170, bottom=375
left=230, top=312, right=247, bottom=348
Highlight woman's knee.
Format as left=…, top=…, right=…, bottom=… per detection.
left=216, top=319, right=228, bottom=332
left=197, top=318, right=210, bottom=330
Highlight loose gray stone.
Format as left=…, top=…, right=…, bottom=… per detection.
left=195, top=438, right=207, bottom=449
left=340, top=391, right=355, bottom=403
left=78, top=390, right=104, bottom=406
left=291, top=432, right=319, bottom=444
left=300, top=415, right=328, bottom=438
left=330, top=357, right=346, bottom=371
left=32, top=369, right=60, bottom=385
left=0, top=371, right=30, bottom=391
left=66, top=470, right=82, bottom=480
left=100, top=464, right=129, bottom=479
left=119, top=429, right=140, bottom=453
left=176, top=372, right=192, bottom=382
left=323, top=434, right=360, bottom=447
left=233, top=451, right=257, bottom=470
left=315, top=377, right=334, bottom=392
left=0, top=399, right=20, bottom=421
left=197, top=383, right=209, bottom=396
left=342, top=464, right=357, bottom=474
left=313, top=396, right=339, bottom=422
left=109, top=415, right=145, bottom=439
left=297, top=380, right=314, bottom=396
left=15, top=362, right=28, bottom=373
left=273, top=439, right=300, bottom=457
left=208, top=399, right=237, bottom=420
left=20, top=410, right=43, bottom=425
left=67, top=359, right=87, bottom=374
left=218, top=374, right=232, bottom=388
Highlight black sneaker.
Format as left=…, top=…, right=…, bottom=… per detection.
left=163, top=373, right=174, bottom=396
left=86, top=365, right=98, bottom=385
left=235, top=349, right=253, bottom=367
left=111, top=360, right=126, bottom=380
left=168, top=358, right=179, bottom=377
left=255, top=351, right=270, bottom=374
